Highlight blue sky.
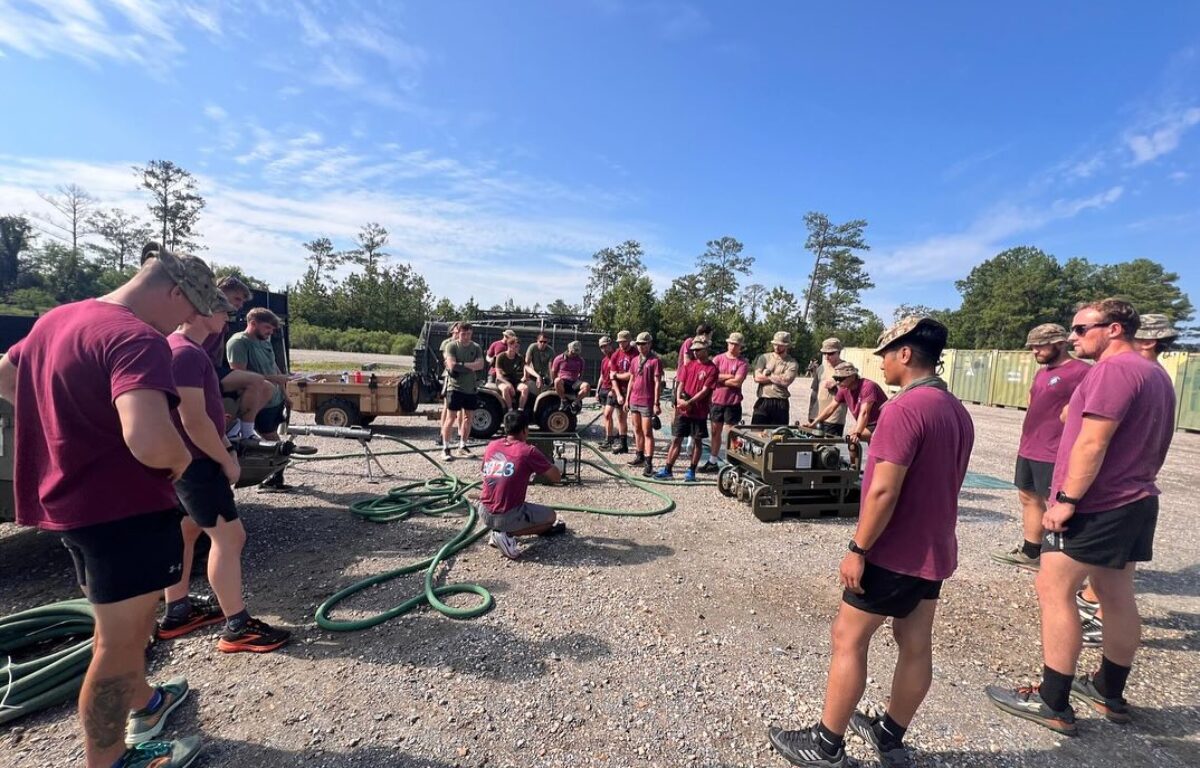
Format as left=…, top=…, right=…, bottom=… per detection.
left=1, top=1, right=1197, bottom=320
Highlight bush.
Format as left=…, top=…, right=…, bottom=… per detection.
left=391, top=334, right=418, bottom=356
left=290, top=322, right=416, bottom=356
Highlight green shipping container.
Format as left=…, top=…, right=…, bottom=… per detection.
left=990, top=350, right=1039, bottom=408
left=949, top=350, right=996, bottom=404
left=1176, top=353, right=1200, bottom=432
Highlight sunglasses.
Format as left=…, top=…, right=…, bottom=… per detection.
left=636, top=341, right=649, bottom=346
left=537, top=340, right=547, bottom=344
left=832, top=376, right=848, bottom=382
left=1070, top=323, right=1107, bottom=335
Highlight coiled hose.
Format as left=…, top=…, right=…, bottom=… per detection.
left=0, top=598, right=94, bottom=725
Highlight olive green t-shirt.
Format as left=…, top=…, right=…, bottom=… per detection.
left=445, top=340, right=483, bottom=394
left=496, top=352, right=523, bottom=383
left=752, top=352, right=799, bottom=400
left=525, top=342, right=555, bottom=381
left=227, top=332, right=284, bottom=407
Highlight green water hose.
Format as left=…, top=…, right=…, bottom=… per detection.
left=0, top=598, right=95, bottom=726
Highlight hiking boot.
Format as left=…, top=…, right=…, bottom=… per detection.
left=1081, top=615, right=1103, bottom=647
left=1076, top=590, right=1100, bottom=620
left=217, top=618, right=292, bottom=654
left=653, top=467, right=674, bottom=480
left=610, top=440, right=629, bottom=455
left=683, top=468, right=697, bottom=482
left=985, top=684, right=1077, bottom=736
left=489, top=530, right=521, bottom=559
left=1070, top=673, right=1132, bottom=724
left=767, top=724, right=847, bottom=767
left=115, top=737, right=203, bottom=768
left=627, top=454, right=645, bottom=467
left=698, top=460, right=720, bottom=474
left=539, top=519, right=568, bottom=537
left=990, top=544, right=1040, bottom=571
left=157, top=595, right=223, bottom=641
left=442, top=447, right=454, bottom=462
left=849, top=710, right=915, bottom=768
left=125, top=677, right=190, bottom=746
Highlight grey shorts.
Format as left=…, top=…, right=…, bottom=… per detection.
left=479, top=501, right=556, bottom=533
left=629, top=404, right=654, bottom=418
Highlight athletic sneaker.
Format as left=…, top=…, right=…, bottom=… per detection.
left=628, top=454, right=646, bottom=467
left=114, top=737, right=203, bottom=767
left=125, top=677, right=190, bottom=746
left=538, top=519, right=568, bottom=537
left=683, top=468, right=697, bottom=482
left=157, top=595, right=223, bottom=640
left=698, top=461, right=720, bottom=474
left=489, top=530, right=521, bottom=559
left=767, top=724, right=847, bottom=767
left=653, top=467, right=673, bottom=480
left=641, top=464, right=654, bottom=478
left=217, top=618, right=292, bottom=654
left=990, top=544, right=1040, bottom=571
left=1081, top=615, right=1103, bottom=647
left=849, top=710, right=914, bottom=768
left=442, top=447, right=454, bottom=462
left=984, top=684, right=1077, bottom=736
left=1076, top=590, right=1100, bottom=619
left=457, top=446, right=472, bottom=457
left=1070, top=673, right=1131, bottom=724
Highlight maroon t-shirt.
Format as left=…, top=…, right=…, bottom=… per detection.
left=1017, top=358, right=1089, bottom=462
left=862, top=386, right=975, bottom=581
left=711, top=353, right=748, bottom=406
left=599, top=352, right=613, bottom=391
left=629, top=354, right=662, bottom=407
left=6, top=300, right=180, bottom=531
left=486, top=339, right=508, bottom=359
left=552, top=353, right=584, bottom=381
left=169, top=333, right=227, bottom=461
left=676, top=358, right=719, bottom=419
left=479, top=437, right=554, bottom=514
left=202, top=328, right=226, bottom=368
left=1050, top=351, right=1175, bottom=514
left=834, top=378, right=888, bottom=427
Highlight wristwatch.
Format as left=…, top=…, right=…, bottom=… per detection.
left=848, top=539, right=869, bottom=556
left=1055, top=490, right=1081, bottom=505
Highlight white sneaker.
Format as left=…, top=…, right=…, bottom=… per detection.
left=489, top=531, right=521, bottom=559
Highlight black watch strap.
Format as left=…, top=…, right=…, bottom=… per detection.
left=848, top=539, right=869, bottom=556
left=1055, top=490, right=1081, bottom=505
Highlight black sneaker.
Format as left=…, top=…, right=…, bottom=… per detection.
left=538, top=519, right=568, bottom=537
left=1081, top=615, right=1103, bottom=647
left=698, top=461, right=720, bottom=474
left=1071, top=673, right=1131, bottom=724
left=628, top=455, right=645, bottom=467
left=157, top=595, right=224, bottom=640
left=767, top=725, right=847, bottom=767
left=985, top=684, right=1077, bottom=736
left=442, top=447, right=454, bottom=462
left=849, top=710, right=914, bottom=768
left=610, top=442, right=629, bottom=455
left=217, top=618, right=292, bottom=654
left=641, top=464, right=654, bottom=478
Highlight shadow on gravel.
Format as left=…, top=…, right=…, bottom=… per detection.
left=1141, top=610, right=1200, bottom=652
left=519, top=533, right=674, bottom=568
left=1134, top=564, right=1200, bottom=597
left=200, top=740, right=459, bottom=768
left=955, top=490, right=1012, bottom=524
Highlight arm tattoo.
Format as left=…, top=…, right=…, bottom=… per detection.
left=83, top=671, right=139, bottom=749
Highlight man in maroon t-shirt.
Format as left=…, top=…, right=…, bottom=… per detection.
left=606, top=330, right=636, bottom=455
left=551, top=340, right=591, bottom=405
left=655, top=338, right=718, bottom=482
left=807, top=361, right=888, bottom=445
left=478, top=411, right=565, bottom=559
left=702, top=332, right=749, bottom=472
left=204, top=275, right=277, bottom=441
left=0, top=244, right=218, bottom=767
left=988, top=299, right=1176, bottom=737
left=624, top=332, right=663, bottom=477
left=992, top=323, right=1089, bottom=571
left=596, top=336, right=618, bottom=449
left=770, top=317, right=974, bottom=768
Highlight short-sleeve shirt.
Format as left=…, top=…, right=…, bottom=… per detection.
left=1050, top=352, right=1175, bottom=514
left=599, top=352, right=614, bottom=391
left=711, top=353, right=748, bottom=406
left=862, top=386, right=975, bottom=581
left=169, top=333, right=227, bottom=461
left=486, top=339, right=508, bottom=360
left=526, top=342, right=555, bottom=380
left=810, top=362, right=846, bottom=425
left=552, top=353, right=584, bottom=381
left=227, top=331, right=284, bottom=407
left=629, top=353, right=663, bottom=407
left=678, top=337, right=694, bottom=365
left=6, top=300, right=180, bottom=531
left=479, top=438, right=554, bottom=514
left=676, top=358, right=719, bottom=419
left=1018, top=358, right=1090, bottom=462
left=445, top=340, right=484, bottom=394
left=202, top=328, right=228, bottom=369
left=753, top=352, right=799, bottom=399
left=834, top=378, right=887, bottom=427
left=495, top=352, right=523, bottom=383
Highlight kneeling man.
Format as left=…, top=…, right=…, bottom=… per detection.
left=478, top=411, right=566, bottom=559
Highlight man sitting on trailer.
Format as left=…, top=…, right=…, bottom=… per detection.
left=227, top=307, right=294, bottom=491
left=478, top=411, right=565, bottom=560
left=493, top=335, right=527, bottom=412
left=524, top=332, right=555, bottom=394
left=551, top=340, right=591, bottom=404
left=486, top=329, right=518, bottom=381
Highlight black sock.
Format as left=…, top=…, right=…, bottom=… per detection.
left=875, top=713, right=907, bottom=749
left=689, top=462, right=698, bottom=472
left=226, top=609, right=251, bottom=633
left=815, top=721, right=844, bottom=756
left=1093, top=656, right=1132, bottom=699
left=1040, top=664, right=1074, bottom=712
left=1021, top=539, right=1043, bottom=559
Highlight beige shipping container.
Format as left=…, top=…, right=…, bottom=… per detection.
left=1175, top=353, right=1200, bottom=432
left=990, top=350, right=1039, bottom=408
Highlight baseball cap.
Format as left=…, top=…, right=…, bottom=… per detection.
left=1025, top=323, right=1068, bottom=347
left=598, top=335, right=612, bottom=346
left=725, top=332, right=745, bottom=345
left=502, top=329, right=517, bottom=339
left=141, top=242, right=220, bottom=317
left=1134, top=314, right=1179, bottom=341
left=820, top=337, right=843, bottom=354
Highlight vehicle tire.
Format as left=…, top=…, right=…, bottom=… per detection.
left=316, top=397, right=360, bottom=428
left=717, top=465, right=738, bottom=498
left=470, top=395, right=504, bottom=439
left=542, top=408, right=576, bottom=434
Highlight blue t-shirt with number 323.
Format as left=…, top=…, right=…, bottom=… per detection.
left=479, top=438, right=553, bottom=514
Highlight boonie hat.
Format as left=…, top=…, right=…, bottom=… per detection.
left=873, top=316, right=949, bottom=356
left=820, top=337, right=843, bottom=354
left=725, top=332, right=745, bottom=345
left=598, top=336, right=612, bottom=346
left=567, top=340, right=582, bottom=353
left=210, top=291, right=237, bottom=314
left=689, top=337, right=711, bottom=351
left=771, top=331, right=792, bottom=347
left=636, top=331, right=653, bottom=344
left=1025, top=323, right=1068, bottom=347
left=141, top=242, right=219, bottom=317
left=617, top=330, right=632, bottom=341
left=832, top=361, right=858, bottom=377
left=1134, top=314, right=1179, bottom=341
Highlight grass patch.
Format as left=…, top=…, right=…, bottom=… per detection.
left=289, top=359, right=412, bottom=374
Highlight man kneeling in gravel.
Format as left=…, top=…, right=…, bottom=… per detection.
left=479, top=411, right=566, bottom=559
left=768, top=317, right=974, bottom=768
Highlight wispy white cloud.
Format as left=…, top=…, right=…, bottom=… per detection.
left=941, top=143, right=1014, bottom=182
left=1125, top=105, right=1200, bottom=165
left=1169, top=170, right=1189, bottom=182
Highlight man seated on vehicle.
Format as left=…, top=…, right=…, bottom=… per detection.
left=485, top=329, right=518, bottom=380
left=524, top=332, right=555, bottom=394
left=205, top=276, right=277, bottom=441
left=551, top=340, right=591, bottom=404
left=227, top=308, right=293, bottom=490
left=478, top=411, right=566, bottom=560
left=492, top=335, right=527, bottom=412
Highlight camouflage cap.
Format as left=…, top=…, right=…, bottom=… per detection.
left=873, top=316, right=949, bottom=355
left=1134, top=314, right=1179, bottom=340
left=142, top=242, right=219, bottom=317
left=771, top=331, right=792, bottom=346
left=567, top=340, right=582, bottom=353
left=598, top=335, right=612, bottom=346
left=689, top=336, right=711, bottom=350
left=210, top=290, right=237, bottom=314
left=725, top=331, right=745, bottom=345
left=820, top=337, right=843, bottom=354
left=636, top=331, right=653, bottom=344
left=832, top=361, right=858, bottom=377
left=1025, top=323, right=1068, bottom=347
left=616, top=330, right=632, bottom=341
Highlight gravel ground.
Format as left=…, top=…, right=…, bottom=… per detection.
left=2, top=377, right=1198, bottom=767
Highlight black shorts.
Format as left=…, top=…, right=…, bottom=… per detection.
left=60, top=508, right=185, bottom=604
left=216, top=363, right=233, bottom=382
left=1014, top=456, right=1054, bottom=499
left=813, top=421, right=844, bottom=437
left=842, top=561, right=943, bottom=619
left=751, top=397, right=789, bottom=426
left=447, top=390, right=478, bottom=411
left=255, top=401, right=286, bottom=434
left=1042, top=495, right=1158, bottom=569
left=672, top=415, right=709, bottom=439
left=175, top=457, right=239, bottom=528
left=709, top=403, right=742, bottom=425
left=559, top=379, right=582, bottom=395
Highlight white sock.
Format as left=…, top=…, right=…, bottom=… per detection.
left=240, top=421, right=257, bottom=439
left=226, top=422, right=241, bottom=439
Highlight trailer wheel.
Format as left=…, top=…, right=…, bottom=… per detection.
left=541, top=407, right=576, bottom=434
left=316, top=397, right=360, bottom=428
left=717, top=465, right=738, bottom=498
left=470, top=395, right=504, bottom=439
